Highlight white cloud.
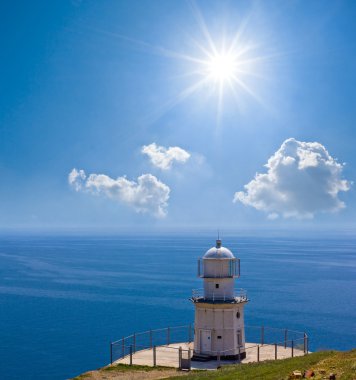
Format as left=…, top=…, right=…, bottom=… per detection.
left=234, top=138, right=351, bottom=219
left=68, top=169, right=170, bottom=218
left=68, top=168, right=86, bottom=191
left=141, top=143, right=190, bottom=170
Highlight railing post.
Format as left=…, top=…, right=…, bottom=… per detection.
left=153, top=345, right=156, bottom=366
left=167, top=327, right=170, bottom=345
left=291, top=340, right=294, bottom=358
left=178, top=346, right=182, bottom=369
left=110, top=342, right=113, bottom=365
left=306, top=336, right=309, bottom=354
left=261, top=325, right=264, bottom=345
left=303, top=333, right=306, bottom=354
left=238, top=345, right=241, bottom=363
left=150, top=329, right=153, bottom=348
left=284, top=329, right=288, bottom=349
left=257, top=345, right=260, bottom=362
left=188, top=324, right=192, bottom=343
left=122, top=337, right=125, bottom=358
left=129, top=345, right=133, bottom=365
left=217, top=352, right=221, bottom=368
left=274, top=343, right=277, bottom=360
left=133, top=333, right=136, bottom=353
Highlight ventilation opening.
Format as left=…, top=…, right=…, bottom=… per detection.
left=215, top=284, right=219, bottom=289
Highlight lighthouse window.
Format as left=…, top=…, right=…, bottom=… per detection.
left=215, top=284, right=219, bottom=289
left=237, top=330, right=242, bottom=346
left=236, top=311, right=240, bottom=319
left=217, top=336, right=222, bottom=339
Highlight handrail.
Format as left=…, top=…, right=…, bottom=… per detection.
left=110, top=323, right=309, bottom=364
left=112, top=324, right=193, bottom=346
left=244, top=325, right=308, bottom=338
left=112, top=324, right=307, bottom=347
left=199, top=336, right=306, bottom=355
left=191, top=288, right=247, bottom=301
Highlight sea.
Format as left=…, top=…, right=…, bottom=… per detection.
left=0, top=233, right=355, bottom=379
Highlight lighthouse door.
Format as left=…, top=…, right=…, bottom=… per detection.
left=200, top=329, right=212, bottom=352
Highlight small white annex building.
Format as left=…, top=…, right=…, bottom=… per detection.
left=191, top=239, right=248, bottom=360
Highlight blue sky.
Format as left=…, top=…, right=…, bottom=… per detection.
left=1, top=0, right=356, bottom=232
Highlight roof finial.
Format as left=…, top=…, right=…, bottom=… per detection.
left=216, top=229, right=222, bottom=248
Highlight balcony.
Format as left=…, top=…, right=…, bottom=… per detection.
left=190, top=288, right=248, bottom=304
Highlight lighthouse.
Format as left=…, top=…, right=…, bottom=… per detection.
left=191, top=239, right=248, bottom=360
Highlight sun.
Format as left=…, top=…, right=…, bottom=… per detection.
left=109, top=3, right=269, bottom=124
left=206, top=53, right=237, bottom=83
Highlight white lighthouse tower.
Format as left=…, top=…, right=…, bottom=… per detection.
left=191, top=239, right=248, bottom=360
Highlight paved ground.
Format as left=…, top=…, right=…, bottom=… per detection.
left=115, top=342, right=306, bottom=370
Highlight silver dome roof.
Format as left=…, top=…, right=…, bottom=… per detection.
left=203, top=240, right=235, bottom=259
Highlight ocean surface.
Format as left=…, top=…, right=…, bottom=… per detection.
left=0, top=233, right=355, bottom=379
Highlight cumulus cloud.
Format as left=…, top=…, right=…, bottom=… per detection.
left=141, top=143, right=190, bottom=170
left=68, top=169, right=170, bottom=218
left=234, top=138, right=351, bottom=219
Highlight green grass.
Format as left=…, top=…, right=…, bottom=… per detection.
left=166, top=350, right=356, bottom=380
left=73, top=350, right=356, bottom=380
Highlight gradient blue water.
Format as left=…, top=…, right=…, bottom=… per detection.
left=0, top=234, right=355, bottom=379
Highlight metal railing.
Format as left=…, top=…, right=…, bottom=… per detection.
left=191, top=288, right=247, bottom=302
left=109, top=323, right=309, bottom=369
left=212, top=333, right=309, bottom=368
left=110, top=324, right=193, bottom=366
left=243, top=325, right=309, bottom=365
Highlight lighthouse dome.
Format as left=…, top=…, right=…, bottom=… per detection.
left=203, top=240, right=235, bottom=259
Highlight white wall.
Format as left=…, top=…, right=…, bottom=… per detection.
left=194, top=303, right=247, bottom=355
left=203, top=278, right=234, bottom=299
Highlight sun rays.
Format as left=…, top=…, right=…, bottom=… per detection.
left=94, top=2, right=274, bottom=126
left=144, top=4, right=272, bottom=125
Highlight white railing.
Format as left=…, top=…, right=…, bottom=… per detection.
left=191, top=288, right=247, bottom=302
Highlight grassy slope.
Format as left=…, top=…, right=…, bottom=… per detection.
left=73, top=350, right=356, bottom=380
left=167, top=350, right=356, bottom=380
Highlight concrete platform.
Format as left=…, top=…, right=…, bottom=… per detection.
left=115, top=342, right=306, bottom=370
